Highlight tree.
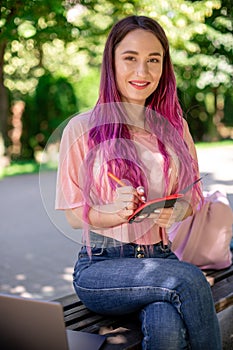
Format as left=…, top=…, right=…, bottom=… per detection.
left=0, top=0, right=143, bottom=160
left=0, top=0, right=76, bottom=154
left=21, top=73, right=77, bottom=159
left=68, top=0, right=233, bottom=140
left=1, top=0, right=232, bottom=162
left=173, top=0, right=233, bottom=140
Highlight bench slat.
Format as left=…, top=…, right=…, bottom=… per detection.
left=205, top=264, right=233, bottom=283
left=212, top=274, right=233, bottom=312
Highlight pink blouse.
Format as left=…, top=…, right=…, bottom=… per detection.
left=56, top=110, right=200, bottom=245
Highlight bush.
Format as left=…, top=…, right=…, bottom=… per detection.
left=21, top=73, right=78, bottom=159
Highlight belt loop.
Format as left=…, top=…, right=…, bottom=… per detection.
left=159, top=240, right=172, bottom=253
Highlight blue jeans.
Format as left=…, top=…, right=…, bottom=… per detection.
left=73, top=235, right=221, bottom=350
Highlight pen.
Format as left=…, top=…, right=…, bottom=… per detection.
left=107, top=172, right=126, bottom=187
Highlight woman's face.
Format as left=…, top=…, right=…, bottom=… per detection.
left=114, top=29, right=164, bottom=106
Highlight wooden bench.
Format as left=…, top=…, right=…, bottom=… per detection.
left=55, top=251, right=233, bottom=350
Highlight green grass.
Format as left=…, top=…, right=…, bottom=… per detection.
left=0, top=160, right=57, bottom=179
left=195, top=140, right=233, bottom=148
left=0, top=140, right=232, bottom=179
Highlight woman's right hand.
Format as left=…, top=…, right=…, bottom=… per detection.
left=114, top=185, right=146, bottom=220
left=65, top=186, right=146, bottom=229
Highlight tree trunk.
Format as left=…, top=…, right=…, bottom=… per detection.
left=0, top=40, right=8, bottom=155
left=211, top=87, right=221, bottom=141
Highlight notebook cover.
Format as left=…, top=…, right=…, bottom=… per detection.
left=128, top=193, right=184, bottom=223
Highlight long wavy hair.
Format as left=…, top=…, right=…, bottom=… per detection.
left=82, top=16, right=202, bottom=229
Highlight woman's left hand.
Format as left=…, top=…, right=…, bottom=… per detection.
left=149, top=200, right=193, bottom=229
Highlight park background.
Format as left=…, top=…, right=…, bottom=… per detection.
left=0, top=0, right=232, bottom=301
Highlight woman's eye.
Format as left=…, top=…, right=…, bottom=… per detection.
left=124, top=56, right=136, bottom=61
left=148, top=58, right=158, bottom=63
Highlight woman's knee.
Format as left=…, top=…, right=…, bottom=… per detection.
left=177, top=261, right=209, bottom=287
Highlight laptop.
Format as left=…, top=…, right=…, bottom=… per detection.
left=0, top=293, right=106, bottom=350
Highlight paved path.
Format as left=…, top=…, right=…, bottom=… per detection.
left=0, top=172, right=80, bottom=300
left=0, top=145, right=233, bottom=301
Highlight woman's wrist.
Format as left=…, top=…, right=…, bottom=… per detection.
left=174, top=200, right=193, bottom=222
left=89, top=204, right=128, bottom=228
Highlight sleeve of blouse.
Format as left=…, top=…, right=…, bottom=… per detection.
left=55, top=117, right=87, bottom=210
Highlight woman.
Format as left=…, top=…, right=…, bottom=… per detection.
left=56, top=16, right=221, bottom=349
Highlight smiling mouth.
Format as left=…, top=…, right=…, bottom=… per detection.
left=129, top=81, right=150, bottom=89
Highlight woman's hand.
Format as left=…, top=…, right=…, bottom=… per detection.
left=114, top=185, right=146, bottom=221
left=149, top=200, right=193, bottom=229
left=66, top=185, right=147, bottom=229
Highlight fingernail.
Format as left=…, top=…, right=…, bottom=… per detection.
left=141, top=196, right=146, bottom=202
left=138, top=187, right=144, bottom=193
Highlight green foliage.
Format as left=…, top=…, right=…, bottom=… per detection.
left=21, top=73, right=77, bottom=159
left=1, top=0, right=76, bottom=96
left=74, top=68, right=100, bottom=111
left=0, top=0, right=233, bottom=161
left=168, top=0, right=233, bottom=138
left=0, top=0, right=74, bottom=42
left=64, top=0, right=233, bottom=139
left=35, top=74, right=77, bottom=132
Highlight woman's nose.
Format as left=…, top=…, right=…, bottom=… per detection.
left=136, top=61, right=148, bottom=77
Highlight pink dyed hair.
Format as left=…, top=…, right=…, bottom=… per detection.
left=83, top=16, right=202, bottom=228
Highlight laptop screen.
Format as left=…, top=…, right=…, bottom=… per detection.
left=0, top=294, right=105, bottom=350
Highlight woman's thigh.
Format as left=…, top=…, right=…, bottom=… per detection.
left=73, top=257, right=208, bottom=315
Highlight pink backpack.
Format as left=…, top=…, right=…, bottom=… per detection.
left=170, top=190, right=233, bottom=270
